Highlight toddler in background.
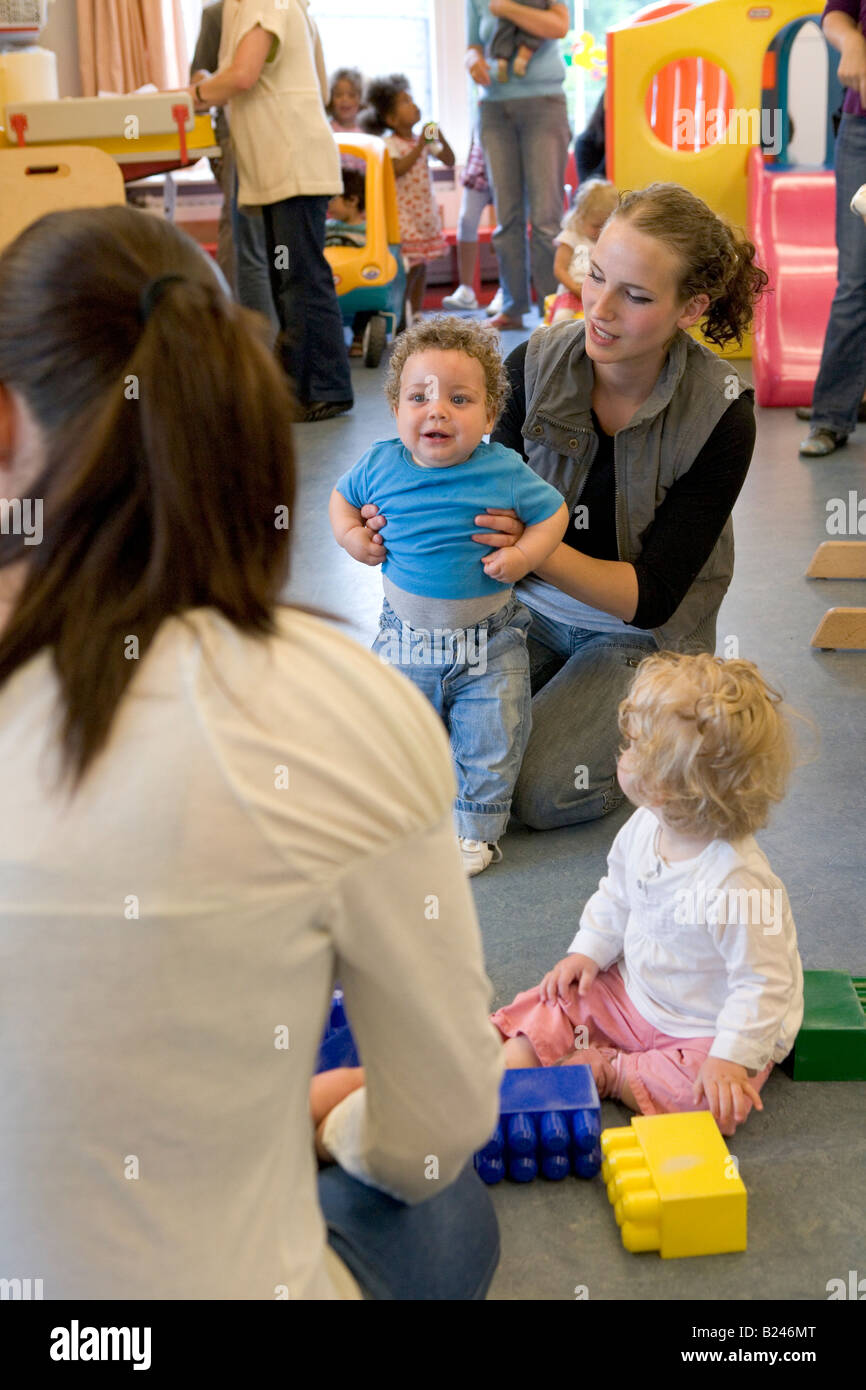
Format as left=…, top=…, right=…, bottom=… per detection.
left=548, top=178, right=619, bottom=325
left=493, top=653, right=804, bottom=1135
left=488, top=0, right=553, bottom=82
left=363, top=74, right=455, bottom=326
left=327, top=66, right=365, bottom=134
left=327, top=66, right=366, bottom=176
left=329, top=317, right=567, bottom=876
left=325, top=168, right=367, bottom=247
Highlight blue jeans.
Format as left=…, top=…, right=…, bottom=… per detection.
left=262, top=195, right=353, bottom=405
left=318, top=1161, right=500, bottom=1300
left=811, top=114, right=866, bottom=434
left=479, top=95, right=571, bottom=317
left=511, top=609, right=658, bottom=829
left=372, top=595, right=532, bottom=843
left=230, top=170, right=279, bottom=333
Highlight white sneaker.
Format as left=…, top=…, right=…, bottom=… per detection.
left=485, top=287, right=504, bottom=316
left=442, top=284, right=479, bottom=311
left=458, top=837, right=503, bottom=876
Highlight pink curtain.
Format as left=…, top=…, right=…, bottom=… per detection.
left=77, top=0, right=190, bottom=97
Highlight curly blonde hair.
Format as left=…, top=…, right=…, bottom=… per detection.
left=564, top=178, right=619, bottom=236
left=384, top=315, right=510, bottom=422
left=617, top=653, right=793, bottom=841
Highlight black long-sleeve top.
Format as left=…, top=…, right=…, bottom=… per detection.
left=491, top=340, right=756, bottom=631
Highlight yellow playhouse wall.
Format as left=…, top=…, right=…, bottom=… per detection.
left=609, top=0, right=823, bottom=357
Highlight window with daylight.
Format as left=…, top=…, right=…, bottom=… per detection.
left=309, top=0, right=435, bottom=121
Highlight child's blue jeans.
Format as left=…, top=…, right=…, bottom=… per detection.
left=372, top=595, right=532, bottom=844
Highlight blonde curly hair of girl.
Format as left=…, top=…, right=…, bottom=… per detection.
left=617, top=652, right=794, bottom=841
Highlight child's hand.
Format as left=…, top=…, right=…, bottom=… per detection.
left=693, top=1056, right=764, bottom=1136
left=539, top=953, right=599, bottom=1004
left=310, top=1067, right=365, bottom=1162
left=481, top=544, right=531, bottom=584
left=343, top=523, right=386, bottom=566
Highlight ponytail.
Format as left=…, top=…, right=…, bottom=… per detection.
left=0, top=206, right=297, bottom=787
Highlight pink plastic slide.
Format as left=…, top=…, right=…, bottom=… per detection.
left=748, top=146, right=837, bottom=407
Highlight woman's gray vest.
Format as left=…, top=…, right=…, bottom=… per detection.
left=522, top=322, right=753, bottom=653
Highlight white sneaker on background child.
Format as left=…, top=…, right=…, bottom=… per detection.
left=458, top=838, right=503, bottom=876
left=442, top=284, right=479, bottom=310
left=485, top=287, right=504, bottom=316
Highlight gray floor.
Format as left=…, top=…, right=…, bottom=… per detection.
left=287, top=313, right=866, bottom=1302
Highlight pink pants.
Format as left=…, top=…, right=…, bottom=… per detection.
left=490, top=965, right=773, bottom=1120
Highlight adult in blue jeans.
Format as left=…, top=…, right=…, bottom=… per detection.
left=465, top=0, right=573, bottom=330
left=363, top=186, right=766, bottom=829
left=799, top=0, right=866, bottom=456
left=192, top=0, right=352, bottom=422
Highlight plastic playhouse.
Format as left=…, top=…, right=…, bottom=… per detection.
left=606, top=1, right=845, bottom=398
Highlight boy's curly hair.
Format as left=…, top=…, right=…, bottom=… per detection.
left=384, top=316, right=510, bottom=422
left=362, top=73, right=412, bottom=134
left=617, top=652, right=794, bottom=840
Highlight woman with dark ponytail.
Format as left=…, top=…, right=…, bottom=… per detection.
left=361, top=182, right=767, bottom=832
left=0, top=207, right=501, bottom=1298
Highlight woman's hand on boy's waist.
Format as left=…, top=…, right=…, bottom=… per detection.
left=358, top=504, right=526, bottom=552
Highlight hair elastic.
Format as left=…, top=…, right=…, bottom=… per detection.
left=138, top=274, right=187, bottom=324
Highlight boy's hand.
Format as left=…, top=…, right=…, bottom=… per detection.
left=539, top=953, right=599, bottom=1004
left=343, top=524, right=386, bottom=565
left=693, top=1056, right=764, bottom=1136
left=482, top=544, right=531, bottom=583
left=360, top=503, right=387, bottom=536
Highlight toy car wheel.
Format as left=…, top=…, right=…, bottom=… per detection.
left=363, top=315, right=387, bottom=367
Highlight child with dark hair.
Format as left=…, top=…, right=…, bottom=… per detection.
left=363, top=73, right=455, bottom=324
left=325, top=168, right=366, bottom=247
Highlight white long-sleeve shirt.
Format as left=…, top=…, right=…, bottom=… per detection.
left=569, top=807, right=803, bottom=1072
left=0, top=608, right=504, bottom=1300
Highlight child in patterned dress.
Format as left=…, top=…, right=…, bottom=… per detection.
left=363, top=74, right=455, bottom=325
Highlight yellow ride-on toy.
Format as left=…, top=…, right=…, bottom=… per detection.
left=326, top=133, right=406, bottom=367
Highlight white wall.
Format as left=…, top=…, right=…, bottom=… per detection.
left=787, top=20, right=828, bottom=167
left=40, top=0, right=82, bottom=98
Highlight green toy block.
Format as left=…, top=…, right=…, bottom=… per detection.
left=782, top=971, right=866, bottom=1081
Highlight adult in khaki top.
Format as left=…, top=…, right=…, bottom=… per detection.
left=190, top=0, right=353, bottom=421
left=0, top=206, right=502, bottom=1299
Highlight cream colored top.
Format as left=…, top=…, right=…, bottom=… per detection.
left=0, top=608, right=504, bottom=1299
left=220, top=0, right=341, bottom=205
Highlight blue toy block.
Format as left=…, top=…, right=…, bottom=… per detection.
left=475, top=1066, right=602, bottom=1185
left=315, top=989, right=360, bottom=1073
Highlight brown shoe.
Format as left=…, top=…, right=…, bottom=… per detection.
left=488, top=312, right=525, bottom=330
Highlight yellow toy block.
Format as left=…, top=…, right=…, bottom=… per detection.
left=600, top=1112, right=746, bottom=1258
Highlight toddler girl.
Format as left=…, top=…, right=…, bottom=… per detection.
left=493, top=653, right=804, bottom=1135
left=363, top=74, right=455, bottom=325
left=548, top=178, right=619, bottom=325
left=329, top=316, right=567, bottom=876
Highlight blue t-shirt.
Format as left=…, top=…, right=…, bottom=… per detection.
left=335, top=438, right=564, bottom=600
